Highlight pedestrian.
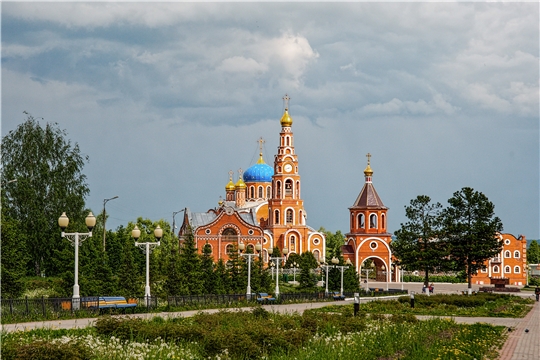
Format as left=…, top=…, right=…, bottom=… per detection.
left=535, top=286, right=540, bottom=302
left=429, top=283, right=434, bottom=294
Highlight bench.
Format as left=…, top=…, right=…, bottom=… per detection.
left=256, top=293, right=276, bottom=303
left=84, top=296, right=137, bottom=311
left=332, top=292, right=346, bottom=301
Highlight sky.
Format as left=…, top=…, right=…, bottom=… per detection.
left=2, top=1, right=539, bottom=240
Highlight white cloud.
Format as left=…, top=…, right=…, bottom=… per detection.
left=217, top=56, right=268, bottom=74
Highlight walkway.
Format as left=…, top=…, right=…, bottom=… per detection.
left=2, top=292, right=538, bottom=359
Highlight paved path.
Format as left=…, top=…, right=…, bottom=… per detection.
left=2, top=287, right=538, bottom=359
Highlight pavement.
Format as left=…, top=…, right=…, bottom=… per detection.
left=2, top=283, right=538, bottom=359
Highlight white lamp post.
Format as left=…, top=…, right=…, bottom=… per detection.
left=269, top=247, right=286, bottom=297
left=363, top=268, right=373, bottom=292
left=333, top=258, right=351, bottom=296
left=292, top=261, right=299, bottom=284
left=320, top=258, right=333, bottom=296
left=132, top=225, right=162, bottom=306
left=239, top=241, right=262, bottom=300
left=59, top=211, right=96, bottom=310
left=102, top=195, right=119, bottom=252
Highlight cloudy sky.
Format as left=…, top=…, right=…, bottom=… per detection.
left=2, top=1, right=538, bottom=239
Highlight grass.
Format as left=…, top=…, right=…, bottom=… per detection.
left=1, top=307, right=507, bottom=360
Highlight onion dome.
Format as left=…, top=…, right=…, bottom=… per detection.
left=280, top=109, right=293, bottom=127
left=243, top=153, right=274, bottom=183
left=364, top=153, right=373, bottom=176
left=225, top=173, right=236, bottom=191
left=235, top=178, right=246, bottom=189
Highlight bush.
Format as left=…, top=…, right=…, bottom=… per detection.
left=6, top=340, right=90, bottom=360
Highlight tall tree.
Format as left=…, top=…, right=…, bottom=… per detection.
left=527, top=240, right=540, bottom=264
left=201, top=243, right=216, bottom=294
left=298, top=251, right=319, bottom=289
left=1, top=114, right=90, bottom=276
left=442, top=187, right=503, bottom=289
left=319, top=227, right=345, bottom=261
left=178, top=227, right=204, bottom=295
left=392, top=195, right=445, bottom=287
left=0, top=212, right=28, bottom=298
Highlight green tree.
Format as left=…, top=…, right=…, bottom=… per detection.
left=527, top=240, right=540, bottom=264
left=0, top=212, right=28, bottom=298
left=1, top=114, right=90, bottom=276
left=117, top=232, right=142, bottom=298
left=201, top=243, right=216, bottom=294
left=392, top=195, right=446, bottom=287
left=178, top=228, right=204, bottom=295
left=442, top=187, right=503, bottom=289
left=319, top=227, right=345, bottom=261
left=298, top=251, right=319, bottom=289
left=213, top=259, right=231, bottom=294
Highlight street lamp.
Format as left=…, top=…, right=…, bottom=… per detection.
left=292, top=261, right=299, bottom=284
left=239, top=241, right=262, bottom=300
left=132, top=225, right=162, bottom=306
left=59, top=211, right=96, bottom=309
left=269, top=247, right=286, bottom=297
left=381, top=264, right=389, bottom=291
left=320, top=258, right=333, bottom=296
left=333, top=258, right=351, bottom=296
left=102, top=195, right=119, bottom=252
left=172, top=209, right=185, bottom=237
left=362, top=267, right=373, bottom=292
left=525, top=264, right=530, bottom=286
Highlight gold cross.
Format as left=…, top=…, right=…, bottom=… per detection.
left=228, top=170, right=234, bottom=181
left=258, top=137, right=265, bottom=154
left=366, top=153, right=371, bottom=165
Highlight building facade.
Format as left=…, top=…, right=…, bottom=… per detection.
left=471, top=233, right=528, bottom=286
left=179, top=95, right=325, bottom=264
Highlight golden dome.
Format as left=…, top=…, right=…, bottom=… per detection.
left=225, top=176, right=236, bottom=191
left=364, top=164, right=373, bottom=176
left=235, top=177, right=246, bottom=189
left=280, top=109, right=293, bottom=127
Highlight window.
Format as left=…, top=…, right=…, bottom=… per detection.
left=299, top=210, right=303, bottom=225
left=514, top=266, right=521, bottom=273
left=493, top=265, right=500, bottom=273
left=247, top=244, right=255, bottom=253
left=370, top=241, right=378, bottom=250
left=290, top=235, right=296, bottom=251
left=481, top=268, right=487, bottom=273
left=250, top=186, right=255, bottom=198
left=514, top=251, right=520, bottom=258
left=504, top=239, right=511, bottom=245
left=313, top=237, right=320, bottom=246
left=504, top=250, right=511, bottom=258
left=226, top=244, right=234, bottom=254
left=285, top=179, right=293, bottom=195
left=274, top=210, right=280, bottom=225
left=276, top=181, right=282, bottom=198
left=222, top=228, right=237, bottom=242
left=358, top=214, right=365, bottom=228
left=286, top=209, right=293, bottom=224
left=370, top=214, right=378, bottom=229
left=296, top=181, right=300, bottom=198
left=313, top=249, right=320, bottom=262
left=505, top=266, right=511, bottom=273
left=266, top=186, right=271, bottom=198
left=205, top=229, right=211, bottom=234
left=382, top=214, right=386, bottom=229
left=258, top=186, right=263, bottom=198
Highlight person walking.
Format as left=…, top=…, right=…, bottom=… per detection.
left=535, top=286, right=540, bottom=301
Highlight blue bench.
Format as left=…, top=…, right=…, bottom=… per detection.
left=332, top=292, right=346, bottom=300
left=256, top=293, right=276, bottom=303
left=84, top=296, right=137, bottom=310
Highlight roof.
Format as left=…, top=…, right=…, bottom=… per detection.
left=351, top=183, right=387, bottom=209
left=185, top=206, right=260, bottom=229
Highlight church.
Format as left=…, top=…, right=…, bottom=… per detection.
left=178, top=95, right=326, bottom=264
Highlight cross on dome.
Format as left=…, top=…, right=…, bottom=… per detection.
left=283, top=94, right=290, bottom=111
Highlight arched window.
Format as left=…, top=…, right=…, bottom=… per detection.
left=296, top=181, right=300, bottom=198
left=286, top=209, right=293, bottom=224
left=514, top=251, right=520, bottom=258
left=504, top=250, right=511, bottom=258
left=504, top=266, right=511, bottom=273
left=226, top=244, right=234, bottom=254
left=285, top=179, right=293, bottom=195
left=286, top=136, right=290, bottom=146
left=514, top=266, right=521, bottom=273
left=358, top=214, right=365, bottom=228
left=249, top=186, right=255, bottom=199
left=266, top=186, right=271, bottom=198
left=313, top=249, right=320, bottom=262
left=290, top=235, right=296, bottom=251
left=276, top=181, right=282, bottom=198
left=299, top=210, right=303, bottom=225
left=382, top=214, right=386, bottom=229
left=222, top=228, right=237, bottom=242
left=247, top=244, right=255, bottom=253
left=370, top=214, right=378, bottom=229
left=274, top=210, right=280, bottom=225
left=493, top=265, right=500, bottom=273
left=258, top=186, right=263, bottom=199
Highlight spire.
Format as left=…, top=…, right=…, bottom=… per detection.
left=364, top=152, right=373, bottom=181
left=257, top=137, right=266, bottom=164
left=280, top=94, right=293, bottom=127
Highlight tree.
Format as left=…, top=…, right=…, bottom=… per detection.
left=299, top=252, right=319, bottom=289
left=1, top=114, right=90, bottom=276
left=320, top=227, right=345, bottom=261
left=0, top=212, right=28, bottom=298
left=201, top=243, right=216, bottom=294
left=527, top=240, right=540, bottom=264
left=392, top=195, right=446, bottom=287
left=177, top=227, right=204, bottom=295
left=442, top=187, right=503, bottom=289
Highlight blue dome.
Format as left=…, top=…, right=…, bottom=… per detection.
left=243, top=155, right=273, bottom=183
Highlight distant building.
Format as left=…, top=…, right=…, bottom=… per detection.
left=471, top=233, right=528, bottom=286
left=179, top=95, right=325, bottom=263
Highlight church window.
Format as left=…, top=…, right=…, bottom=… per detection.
left=382, top=214, right=386, bottom=229
left=514, top=251, right=520, bottom=258
left=504, top=266, right=511, bottom=273
left=266, top=186, right=271, bottom=198
left=313, top=249, right=320, bottom=262
left=290, top=235, right=296, bottom=251
left=369, top=214, right=378, bottom=229
left=358, top=214, right=365, bottom=228
left=514, top=266, right=520, bottom=273
left=275, top=210, right=280, bottom=224
left=249, top=186, right=255, bottom=199
left=313, top=238, right=320, bottom=246
left=370, top=241, right=378, bottom=250
left=481, top=267, right=487, bottom=273
left=504, top=250, right=511, bottom=258
left=296, top=181, right=300, bottom=198
left=226, top=244, right=234, bottom=254
left=493, top=265, right=500, bottom=273
left=285, top=179, right=293, bottom=195
left=258, top=186, right=263, bottom=198
left=286, top=209, right=293, bottom=224
left=286, top=136, right=290, bottom=146
left=299, top=210, right=303, bottom=225
left=276, top=181, right=282, bottom=198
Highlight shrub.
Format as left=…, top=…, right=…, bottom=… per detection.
left=9, top=340, right=90, bottom=360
